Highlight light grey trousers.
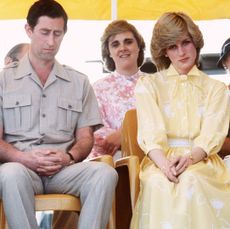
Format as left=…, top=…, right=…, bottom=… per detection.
left=0, top=161, right=118, bottom=229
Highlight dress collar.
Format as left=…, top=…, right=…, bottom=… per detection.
left=113, top=70, right=141, bottom=81
left=167, top=64, right=200, bottom=79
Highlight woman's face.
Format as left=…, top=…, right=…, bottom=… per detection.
left=108, top=31, right=139, bottom=73
left=165, top=33, right=197, bottom=74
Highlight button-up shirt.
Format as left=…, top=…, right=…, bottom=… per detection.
left=0, top=55, right=102, bottom=152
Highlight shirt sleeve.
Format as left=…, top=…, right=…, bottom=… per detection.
left=77, top=77, right=103, bottom=131
left=193, top=82, right=230, bottom=155
left=134, top=75, right=168, bottom=155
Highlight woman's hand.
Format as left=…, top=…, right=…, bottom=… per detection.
left=169, top=155, right=193, bottom=176
left=148, top=149, right=179, bottom=183
left=160, top=160, right=179, bottom=183
left=95, top=130, right=121, bottom=155
left=169, top=147, right=207, bottom=176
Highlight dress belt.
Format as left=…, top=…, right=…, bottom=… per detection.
left=168, top=138, right=193, bottom=148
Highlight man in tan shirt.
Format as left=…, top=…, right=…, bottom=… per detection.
left=0, top=1, right=117, bottom=229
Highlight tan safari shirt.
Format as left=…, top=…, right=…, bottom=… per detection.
left=0, top=55, right=102, bottom=152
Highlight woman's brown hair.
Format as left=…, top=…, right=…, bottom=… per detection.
left=151, top=12, right=204, bottom=71
left=101, top=20, right=145, bottom=72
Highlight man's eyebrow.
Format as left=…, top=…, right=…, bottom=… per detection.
left=39, top=28, right=50, bottom=31
left=39, top=28, right=63, bottom=33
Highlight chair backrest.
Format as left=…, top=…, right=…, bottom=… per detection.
left=115, top=109, right=144, bottom=229
left=121, top=109, right=145, bottom=161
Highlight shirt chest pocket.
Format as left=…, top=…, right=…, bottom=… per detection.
left=57, top=98, right=82, bottom=132
left=3, top=95, right=31, bottom=133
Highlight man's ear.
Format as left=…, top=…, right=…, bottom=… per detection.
left=25, top=24, right=33, bottom=38
left=4, top=57, right=12, bottom=66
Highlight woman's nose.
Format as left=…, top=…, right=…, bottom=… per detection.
left=177, top=46, right=185, bottom=56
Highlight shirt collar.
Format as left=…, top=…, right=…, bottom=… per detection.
left=167, top=64, right=200, bottom=78
left=14, top=54, right=71, bottom=82
left=114, top=69, right=141, bottom=81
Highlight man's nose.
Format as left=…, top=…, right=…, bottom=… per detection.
left=47, top=34, right=55, bottom=46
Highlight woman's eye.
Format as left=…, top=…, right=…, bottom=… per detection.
left=110, top=42, right=119, bottom=48
left=168, top=45, right=177, bottom=50
left=125, top=39, right=133, bottom=45
left=182, top=40, right=191, bottom=46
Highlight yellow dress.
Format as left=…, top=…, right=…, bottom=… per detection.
left=130, top=65, right=230, bottom=229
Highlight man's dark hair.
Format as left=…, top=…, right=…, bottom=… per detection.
left=26, top=0, right=68, bottom=33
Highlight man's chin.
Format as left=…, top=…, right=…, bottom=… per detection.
left=41, top=54, right=56, bottom=61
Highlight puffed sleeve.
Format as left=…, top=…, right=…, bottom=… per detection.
left=193, top=81, right=230, bottom=155
left=92, top=78, right=117, bottom=138
left=134, top=75, right=169, bottom=155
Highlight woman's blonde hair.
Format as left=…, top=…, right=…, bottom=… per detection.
left=151, top=12, right=204, bottom=70
left=101, top=20, right=145, bottom=72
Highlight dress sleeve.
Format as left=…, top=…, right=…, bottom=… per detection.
left=90, top=79, right=117, bottom=157
left=93, top=80, right=116, bottom=140
left=135, top=75, right=168, bottom=155
left=193, top=82, right=230, bottom=155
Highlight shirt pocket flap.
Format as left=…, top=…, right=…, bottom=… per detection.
left=3, top=94, right=31, bottom=108
left=58, top=98, right=82, bottom=112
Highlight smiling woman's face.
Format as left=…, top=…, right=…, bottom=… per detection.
left=108, top=31, right=139, bottom=73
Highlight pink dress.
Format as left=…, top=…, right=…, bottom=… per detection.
left=88, top=70, right=144, bottom=158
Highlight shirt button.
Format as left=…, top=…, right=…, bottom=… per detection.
left=68, top=105, right=72, bottom=109
left=36, top=139, right=44, bottom=145
left=15, top=101, right=19, bottom=105
left=42, top=114, right=46, bottom=118
left=42, top=94, right=46, bottom=98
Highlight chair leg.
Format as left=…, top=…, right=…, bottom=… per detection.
left=0, top=200, right=7, bottom=229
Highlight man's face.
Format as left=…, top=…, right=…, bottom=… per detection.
left=25, top=16, right=65, bottom=62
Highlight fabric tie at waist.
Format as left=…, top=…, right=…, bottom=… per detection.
left=168, top=138, right=193, bottom=148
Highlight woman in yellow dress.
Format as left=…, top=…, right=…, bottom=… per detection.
left=130, top=12, right=230, bottom=229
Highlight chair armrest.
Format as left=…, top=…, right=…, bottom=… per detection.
left=86, top=155, right=114, bottom=167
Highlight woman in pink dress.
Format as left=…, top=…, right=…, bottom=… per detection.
left=88, top=20, right=146, bottom=159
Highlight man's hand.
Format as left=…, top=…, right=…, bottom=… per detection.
left=24, top=149, right=70, bottom=176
